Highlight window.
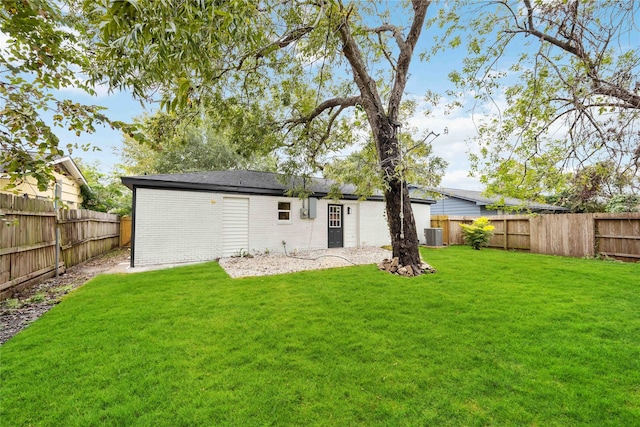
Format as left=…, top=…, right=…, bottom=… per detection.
left=328, top=205, right=341, bottom=228
left=278, top=202, right=291, bottom=221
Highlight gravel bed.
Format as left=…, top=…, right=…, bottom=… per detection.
left=219, top=246, right=392, bottom=278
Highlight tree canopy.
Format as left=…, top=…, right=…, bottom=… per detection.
left=120, top=112, right=278, bottom=176
left=78, top=160, right=131, bottom=215
left=450, top=0, right=639, bottom=202
left=0, top=0, right=134, bottom=190
left=78, top=0, right=445, bottom=273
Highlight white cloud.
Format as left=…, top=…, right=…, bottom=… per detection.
left=0, top=31, right=9, bottom=50
left=404, top=95, right=486, bottom=190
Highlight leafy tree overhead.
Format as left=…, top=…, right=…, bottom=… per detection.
left=450, top=0, right=639, bottom=202
left=324, top=100, right=447, bottom=199
left=0, top=0, right=135, bottom=191
left=606, top=194, right=640, bottom=213
left=544, top=161, right=635, bottom=213
left=78, top=160, right=131, bottom=215
left=78, top=0, right=445, bottom=274
left=120, top=112, right=278, bottom=176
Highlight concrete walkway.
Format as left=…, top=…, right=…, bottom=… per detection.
left=105, top=260, right=208, bottom=274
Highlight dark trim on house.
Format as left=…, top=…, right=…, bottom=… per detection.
left=124, top=181, right=434, bottom=205
left=130, top=187, right=137, bottom=268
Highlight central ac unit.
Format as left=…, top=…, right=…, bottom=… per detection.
left=424, top=228, right=443, bottom=246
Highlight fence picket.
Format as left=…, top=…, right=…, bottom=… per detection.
left=432, top=213, right=640, bottom=262
left=0, top=193, right=122, bottom=299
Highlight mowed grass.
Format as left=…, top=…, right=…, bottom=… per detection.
left=1, top=247, right=639, bottom=426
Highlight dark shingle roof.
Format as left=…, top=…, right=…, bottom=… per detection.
left=122, top=170, right=435, bottom=204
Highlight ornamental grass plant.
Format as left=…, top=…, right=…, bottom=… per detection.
left=460, top=216, right=495, bottom=249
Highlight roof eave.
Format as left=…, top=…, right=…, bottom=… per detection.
left=53, top=156, right=89, bottom=187
left=121, top=177, right=434, bottom=204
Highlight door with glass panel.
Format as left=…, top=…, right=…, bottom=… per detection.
left=327, top=204, right=343, bottom=248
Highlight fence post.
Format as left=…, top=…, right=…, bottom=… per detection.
left=54, top=182, right=61, bottom=277
left=503, top=219, right=508, bottom=250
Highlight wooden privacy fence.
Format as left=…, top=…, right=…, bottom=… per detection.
left=0, top=193, right=121, bottom=299
left=431, top=213, right=640, bottom=262
left=120, top=216, right=132, bottom=247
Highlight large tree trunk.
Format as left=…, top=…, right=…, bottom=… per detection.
left=384, top=176, right=423, bottom=273
left=377, top=127, right=423, bottom=274
left=335, top=1, right=431, bottom=275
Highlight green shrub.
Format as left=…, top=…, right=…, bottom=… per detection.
left=460, top=217, right=495, bottom=250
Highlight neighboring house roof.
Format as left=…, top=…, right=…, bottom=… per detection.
left=0, top=154, right=89, bottom=188
left=411, top=186, right=567, bottom=212
left=51, top=156, right=89, bottom=188
left=122, top=170, right=435, bottom=204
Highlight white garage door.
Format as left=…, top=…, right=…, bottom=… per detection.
left=222, top=197, right=249, bottom=257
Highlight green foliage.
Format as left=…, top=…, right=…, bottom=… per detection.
left=26, top=292, right=46, bottom=304
left=120, top=112, right=277, bottom=176
left=606, top=194, right=640, bottom=213
left=543, top=161, right=637, bottom=213
left=324, top=103, right=448, bottom=199
left=0, top=0, right=137, bottom=190
left=460, top=217, right=495, bottom=250
left=3, top=298, right=21, bottom=310
left=1, top=247, right=639, bottom=425
left=78, top=161, right=131, bottom=215
left=448, top=0, right=640, bottom=202
left=76, top=1, right=446, bottom=186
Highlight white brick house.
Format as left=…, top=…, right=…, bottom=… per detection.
left=122, top=171, right=434, bottom=267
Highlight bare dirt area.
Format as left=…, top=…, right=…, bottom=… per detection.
left=219, top=246, right=392, bottom=278
left=0, top=249, right=130, bottom=345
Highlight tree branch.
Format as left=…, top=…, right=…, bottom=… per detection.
left=319, top=104, right=348, bottom=145
left=387, top=0, right=430, bottom=120
left=255, top=26, right=315, bottom=58
left=366, top=24, right=407, bottom=51
left=336, top=4, right=385, bottom=123
left=520, top=0, right=585, bottom=59
left=377, top=32, right=397, bottom=74
left=591, top=80, right=640, bottom=109
left=283, top=96, right=361, bottom=127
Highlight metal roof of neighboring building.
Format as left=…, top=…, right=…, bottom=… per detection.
left=411, top=186, right=567, bottom=212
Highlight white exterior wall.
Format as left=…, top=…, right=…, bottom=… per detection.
left=134, top=188, right=221, bottom=266
left=133, top=187, right=431, bottom=266
left=357, top=200, right=391, bottom=247
left=412, top=203, right=432, bottom=245
left=248, top=196, right=328, bottom=254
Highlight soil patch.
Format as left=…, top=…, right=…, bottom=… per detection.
left=0, top=249, right=130, bottom=345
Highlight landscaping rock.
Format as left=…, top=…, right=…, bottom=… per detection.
left=377, top=257, right=437, bottom=277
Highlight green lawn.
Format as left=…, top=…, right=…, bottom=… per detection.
left=1, top=247, right=639, bottom=426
